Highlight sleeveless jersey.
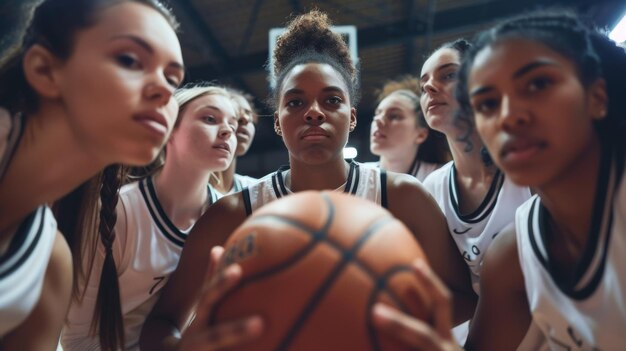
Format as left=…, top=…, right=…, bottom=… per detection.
left=362, top=159, right=440, bottom=183
left=215, top=173, right=259, bottom=197
left=423, top=161, right=531, bottom=294
left=242, top=160, right=387, bottom=215
left=0, top=108, right=57, bottom=337
left=63, top=176, right=214, bottom=350
left=515, top=147, right=626, bottom=351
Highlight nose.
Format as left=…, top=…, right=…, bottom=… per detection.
left=219, top=121, right=234, bottom=139
left=500, top=95, right=530, bottom=131
left=423, top=78, right=439, bottom=96
left=373, top=114, right=384, bottom=127
left=304, top=101, right=326, bottom=125
left=144, top=74, right=174, bottom=106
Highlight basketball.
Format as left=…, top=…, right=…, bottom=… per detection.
left=210, top=191, right=431, bottom=350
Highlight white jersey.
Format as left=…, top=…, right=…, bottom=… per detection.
left=362, top=158, right=440, bottom=183
left=243, top=160, right=387, bottom=215
left=0, top=108, right=57, bottom=337
left=63, top=176, right=215, bottom=350
left=215, top=173, right=259, bottom=197
left=423, top=161, right=532, bottom=294
left=516, top=148, right=626, bottom=351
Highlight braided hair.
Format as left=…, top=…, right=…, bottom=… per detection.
left=31, top=1, right=179, bottom=350
left=456, top=9, right=626, bottom=151
left=270, top=10, right=360, bottom=109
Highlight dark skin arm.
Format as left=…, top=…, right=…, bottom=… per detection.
left=0, top=231, right=72, bottom=351
left=464, top=224, right=530, bottom=351
left=386, top=172, right=477, bottom=324
left=139, top=193, right=262, bottom=351
left=372, top=223, right=531, bottom=351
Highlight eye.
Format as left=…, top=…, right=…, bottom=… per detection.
left=286, top=99, right=302, bottom=108
left=388, top=114, right=402, bottom=121
left=527, top=76, right=552, bottom=92
left=442, top=71, right=458, bottom=81
left=327, top=96, right=343, bottom=105
left=116, top=53, right=141, bottom=69
left=473, top=98, right=500, bottom=115
left=165, top=75, right=181, bottom=89
left=202, top=115, right=217, bottom=124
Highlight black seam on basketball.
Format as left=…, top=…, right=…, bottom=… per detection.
left=366, top=265, right=415, bottom=351
left=277, top=201, right=394, bottom=351
left=208, top=197, right=336, bottom=326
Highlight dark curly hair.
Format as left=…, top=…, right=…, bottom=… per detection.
left=270, top=10, right=360, bottom=108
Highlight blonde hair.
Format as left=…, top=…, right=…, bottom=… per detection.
left=129, top=83, right=232, bottom=179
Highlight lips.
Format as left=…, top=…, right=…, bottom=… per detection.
left=371, top=130, right=386, bottom=140
left=213, top=142, right=231, bottom=153
left=300, top=127, right=329, bottom=140
left=133, top=111, right=169, bottom=137
left=426, top=100, right=447, bottom=111
left=500, top=137, right=546, bottom=164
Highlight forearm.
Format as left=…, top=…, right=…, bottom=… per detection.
left=140, top=316, right=182, bottom=351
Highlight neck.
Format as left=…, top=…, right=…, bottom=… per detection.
left=154, top=157, right=212, bottom=230
left=211, top=158, right=237, bottom=194
left=289, top=156, right=349, bottom=193
left=0, top=106, right=106, bottom=234
left=447, top=132, right=491, bottom=180
left=379, top=145, right=419, bottom=174
left=537, top=138, right=602, bottom=251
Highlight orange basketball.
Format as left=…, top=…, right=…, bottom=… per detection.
left=211, top=191, right=431, bottom=351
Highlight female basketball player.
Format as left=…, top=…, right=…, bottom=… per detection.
left=374, top=10, right=626, bottom=351
left=0, top=0, right=183, bottom=349
left=140, top=10, right=477, bottom=350
left=369, top=77, right=448, bottom=181
left=210, top=88, right=259, bottom=195
left=62, top=84, right=239, bottom=350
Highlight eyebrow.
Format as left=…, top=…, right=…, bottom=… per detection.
left=470, top=59, right=559, bottom=97
left=110, top=34, right=185, bottom=71
left=283, top=86, right=346, bottom=96
left=420, top=63, right=458, bottom=82
left=196, top=105, right=222, bottom=113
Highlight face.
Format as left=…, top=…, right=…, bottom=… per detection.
left=370, top=93, right=426, bottom=157
left=419, top=47, right=461, bottom=135
left=468, top=38, right=605, bottom=187
left=232, top=94, right=257, bottom=156
left=167, top=94, right=238, bottom=172
left=54, top=2, right=184, bottom=165
left=275, top=63, right=356, bottom=165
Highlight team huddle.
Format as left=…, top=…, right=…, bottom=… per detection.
left=0, top=0, right=625, bottom=350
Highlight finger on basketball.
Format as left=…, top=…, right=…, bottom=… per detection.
left=412, top=259, right=453, bottom=339
left=372, top=303, right=448, bottom=349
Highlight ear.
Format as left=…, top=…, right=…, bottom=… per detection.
left=350, top=107, right=357, bottom=128
left=587, top=78, right=608, bottom=121
left=273, top=111, right=283, bottom=136
left=22, top=44, right=63, bottom=99
left=414, top=126, right=429, bottom=145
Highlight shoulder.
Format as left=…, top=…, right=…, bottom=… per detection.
left=46, top=231, right=73, bottom=295
left=186, top=192, right=248, bottom=249
left=422, top=161, right=452, bottom=190
left=481, top=223, right=524, bottom=291
left=386, top=171, right=434, bottom=204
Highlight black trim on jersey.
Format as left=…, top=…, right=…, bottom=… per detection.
left=408, top=154, right=421, bottom=177
left=449, top=165, right=504, bottom=224
left=530, top=144, right=618, bottom=300
left=380, top=169, right=388, bottom=209
left=271, top=161, right=359, bottom=198
left=345, top=160, right=359, bottom=194
left=139, top=177, right=186, bottom=247
left=242, top=187, right=252, bottom=217
left=0, top=112, right=24, bottom=182
left=0, top=207, right=44, bottom=279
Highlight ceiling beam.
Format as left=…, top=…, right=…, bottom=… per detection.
left=187, top=0, right=578, bottom=81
